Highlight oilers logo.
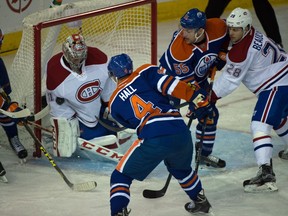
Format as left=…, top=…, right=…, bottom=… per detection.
left=195, top=54, right=217, bottom=77
left=76, top=79, right=102, bottom=103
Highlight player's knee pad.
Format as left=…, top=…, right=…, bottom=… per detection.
left=51, top=117, right=80, bottom=157
left=250, top=121, right=273, bottom=139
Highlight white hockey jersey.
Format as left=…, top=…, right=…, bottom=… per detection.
left=46, top=47, right=116, bottom=127
left=213, top=27, right=288, bottom=98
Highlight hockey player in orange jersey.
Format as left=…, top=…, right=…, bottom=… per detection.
left=159, top=8, right=229, bottom=168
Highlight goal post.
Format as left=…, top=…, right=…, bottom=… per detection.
left=9, top=0, right=157, bottom=157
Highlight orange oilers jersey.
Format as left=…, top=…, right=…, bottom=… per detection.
left=159, top=18, right=229, bottom=84
left=108, top=64, right=194, bottom=139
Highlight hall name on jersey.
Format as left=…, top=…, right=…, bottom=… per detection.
left=253, top=31, right=263, bottom=51
left=119, top=86, right=137, bottom=101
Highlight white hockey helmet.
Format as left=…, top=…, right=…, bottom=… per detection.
left=62, top=33, right=87, bottom=73
left=226, top=7, right=252, bottom=31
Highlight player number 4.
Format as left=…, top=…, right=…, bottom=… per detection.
left=130, top=95, right=161, bottom=119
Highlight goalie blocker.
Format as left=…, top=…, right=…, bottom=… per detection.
left=51, top=117, right=132, bottom=157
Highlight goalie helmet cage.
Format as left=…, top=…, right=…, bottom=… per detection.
left=9, top=0, right=157, bottom=157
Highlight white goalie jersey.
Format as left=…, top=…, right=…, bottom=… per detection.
left=213, top=27, right=288, bottom=98
left=46, top=47, right=116, bottom=127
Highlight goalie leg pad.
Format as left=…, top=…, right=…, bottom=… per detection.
left=117, top=131, right=133, bottom=145
left=87, top=135, right=118, bottom=149
left=51, top=117, right=80, bottom=157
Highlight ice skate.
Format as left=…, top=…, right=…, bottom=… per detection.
left=114, top=207, right=130, bottom=216
left=9, top=135, right=28, bottom=159
left=0, top=162, right=8, bottom=183
left=195, top=142, right=226, bottom=168
left=185, top=190, right=211, bottom=214
left=243, top=164, right=278, bottom=192
left=278, top=149, right=288, bottom=160
left=200, top=154, right=226, bottom=168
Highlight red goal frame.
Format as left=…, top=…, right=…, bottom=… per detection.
left=32, top=0, right=157, bottom=157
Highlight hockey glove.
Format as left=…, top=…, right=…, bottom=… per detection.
left=189, top=85, right=213, bottom=120
left=0, top=97, right=27, bottom=124
left=211, top=50, right=227, bottom=71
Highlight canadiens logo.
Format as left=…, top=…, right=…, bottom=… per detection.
left=76, top=79, right=102, bottom=103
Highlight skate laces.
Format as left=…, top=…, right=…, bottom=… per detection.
left=187, top=201, right=196, bottom=209
left=10, top=136, right=25, bottom=152
left=256, top=164, right=275, bottom=182
left=204, top=155, right=219, bottom=163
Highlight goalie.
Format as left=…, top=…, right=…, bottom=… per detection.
left=45, top=33, right=131, bottom=157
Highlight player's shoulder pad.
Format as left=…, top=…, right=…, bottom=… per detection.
left=86, top=47, right=108, bottom=66
left=46, top=53, right=70, bottom=90
left=206, top=18, right=227, bottom=40
left=228, top=28, right=255, bottom=63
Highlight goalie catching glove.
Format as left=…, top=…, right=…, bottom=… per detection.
left=188, top=83, right=213, bottom=120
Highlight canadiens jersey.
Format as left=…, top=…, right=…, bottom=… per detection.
left=109, top=64, right=196, bottom=139
left=213, top=27, right=288, bottom=98
left=159, top=18, right=229, bottom=84
left=46, top=47, right=116, bottom=127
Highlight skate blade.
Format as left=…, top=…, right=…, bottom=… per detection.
left=244, top=182, right=278, bottom=193
left=19, top=158, right=27, bottom=164
left=190, top=209, right=215, bottom=215
left=199, top=164, right=226, bottom=171
left=0, top=175, right=8, bottom=183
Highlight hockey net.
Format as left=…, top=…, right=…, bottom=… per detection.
left=7, top=0, right=157, bottom=157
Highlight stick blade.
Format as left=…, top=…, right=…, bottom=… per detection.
left=143, top=189, right=165, bottom=199
left=72, top=181, right=97, bottom=192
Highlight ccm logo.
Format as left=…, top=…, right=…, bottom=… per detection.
left=80, top=141, right=123, bottom=162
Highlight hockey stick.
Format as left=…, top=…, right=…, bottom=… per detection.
left=0, top=108, right=31, bottom=118
left=27, top=105, right=50, bottom=122
left=27, top=121, right=53, bottom=134
left=23, top=122, right=97, bottom=191
left=194, top=118, right=207, bottom=173
left=194, top=67, right=217, bottom=173
left=96, top=116, right=135, bottom=133
left=142, top=116, right=194, bottom=199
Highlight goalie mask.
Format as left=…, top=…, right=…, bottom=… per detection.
left=62, top=33, right=87, bottom=74
left=108, top=53, right=133, bottom=81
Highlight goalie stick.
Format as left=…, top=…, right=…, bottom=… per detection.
left=142, top=117, right=194, bottom=199
left=27, top=105, right=50, bottom=122
left=23, top=122, right=97, bottom=192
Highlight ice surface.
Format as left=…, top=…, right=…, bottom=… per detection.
left=1, top=5, right=288, bottom=216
